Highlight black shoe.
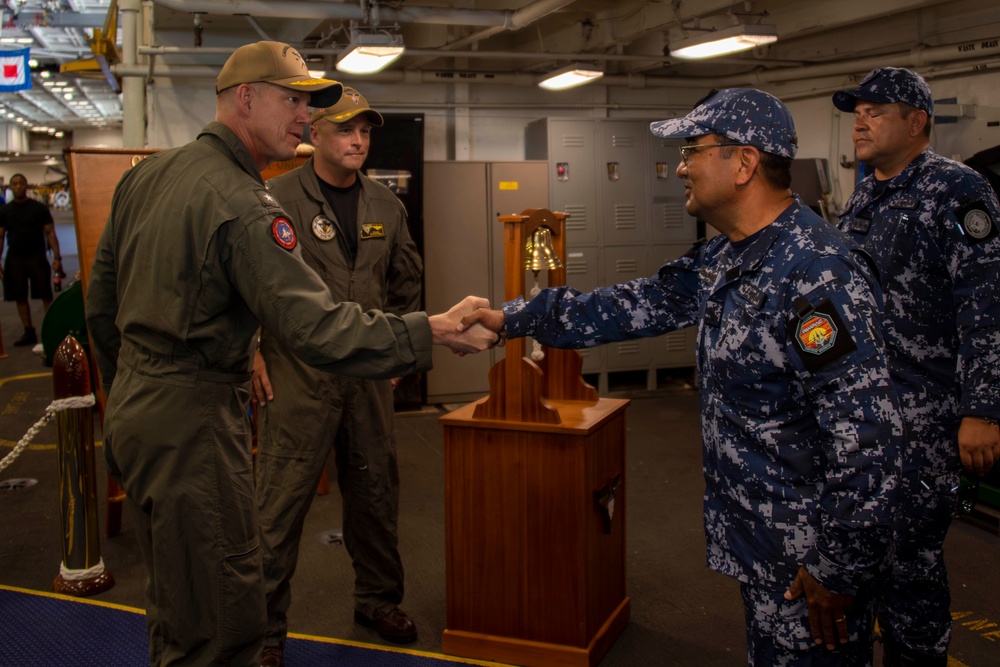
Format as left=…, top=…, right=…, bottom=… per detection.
left=260, top=645, right=284, bottom=667
left=354, top=606, right=418, bottom=644
left=13, top=328, right=37, bottom=347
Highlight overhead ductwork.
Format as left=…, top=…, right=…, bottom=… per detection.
left=152, top=0, right=554, bottom=29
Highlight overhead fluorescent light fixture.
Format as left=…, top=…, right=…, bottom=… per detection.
left=671, top=24, right=778, bottom=60
left=336, top=32, right=405, bottom=75
left=538, top=64, right=604, bottom=91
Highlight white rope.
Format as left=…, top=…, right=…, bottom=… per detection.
left=59, top=558, right=107, bottom=581
left=529, top=278, right=546, bottom=362
left=0, top=395, right=96, bottom=475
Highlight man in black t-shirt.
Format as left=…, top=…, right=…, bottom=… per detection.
left=0, top=173, right=62, bottom=346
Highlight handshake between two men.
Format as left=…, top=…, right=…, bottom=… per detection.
left=429, top=296, right=506, bottom=356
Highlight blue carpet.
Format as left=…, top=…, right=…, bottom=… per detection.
left=0, top=585, right=498, bottom=666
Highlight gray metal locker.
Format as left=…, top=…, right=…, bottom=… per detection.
left=524, top=117, right=700, bottom=388
left=597, top=120, right=650, bottom=247
left=423, top=161, right=549, bottom=404
left=526, top=118, right=600, bottom=246
left=424, top=162, right=492, bottom=403
left=648, top=136, right=697, bottom=244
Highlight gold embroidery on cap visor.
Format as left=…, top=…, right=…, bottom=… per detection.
left=286, top=79, right=336, bottom=87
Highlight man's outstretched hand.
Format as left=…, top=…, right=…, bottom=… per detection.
left=458, top=307, right=505, bottom=335
left=429, top=296, right=498, bottom=355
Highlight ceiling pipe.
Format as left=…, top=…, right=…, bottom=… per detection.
left=417, top=0, right=576, bottom=54
left=121, top=29, right=1000, bottom=95
left=686, top=36, right=1000, bottom=89
left=137, top=44, right=667, bottom=64
left=777, top=57, right=1000, bottom=104
left=121, top=0, right=145, bottom=147
left=152, top=0, right=519, bottom=28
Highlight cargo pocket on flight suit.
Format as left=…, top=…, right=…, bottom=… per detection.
left=218, top=540, right=265, bottom=647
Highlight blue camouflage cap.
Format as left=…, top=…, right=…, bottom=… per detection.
left=649, top=88, right=797, bottom=159
left=832, top=67, right=934, bottom=116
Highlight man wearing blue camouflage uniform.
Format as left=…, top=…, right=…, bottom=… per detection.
left=461, top=88, right=903, bottom=666
left=833, top=67, right=1000, bottom=667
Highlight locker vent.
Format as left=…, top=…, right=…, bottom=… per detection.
left=566, top=258, right=589, bottom=276
left=611, top=135, right=636, bottom=148
left=614, top=204, right=637, bottom=230
left=663, top=331, right=686, bottom=351
left=614, top=259, right=639, bottom=274
left=660, top=201, right=685, bottom=229
left=615, top=341, right=641, bottom=355
left=564, top=205, right=588, bottom=233
left=562, top=134, right=585, bottom=148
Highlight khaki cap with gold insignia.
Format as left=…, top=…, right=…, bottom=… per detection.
left=311, top=87, right=384, bottom=127
left=216, top=41, right=343, bottom=108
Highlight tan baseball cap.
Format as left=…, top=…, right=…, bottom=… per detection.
left=216, top=41, right=343, bottom=108
left=311, top=87, right=385, bottom=127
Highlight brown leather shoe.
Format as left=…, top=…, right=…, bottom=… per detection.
left=354, top=606, right=418, bottom=644
left=260, top=645, right=284, bottom=667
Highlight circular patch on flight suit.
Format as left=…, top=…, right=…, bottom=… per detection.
left=963, top=208, right=992, bottom=240
left=312, top=214, right=336, bottom=241
left=795, top=312, right=838, bottom=355
left=271, top=216, right=297, bottom=250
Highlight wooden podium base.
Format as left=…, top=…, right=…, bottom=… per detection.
left=442, top=597, right=630, bottom=667
left=441, top=397, right=630, bottom=667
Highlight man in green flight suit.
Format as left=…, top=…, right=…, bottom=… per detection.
left=85, top=41, right=495, bottom=667
left=253, top=88, right=421, bottom=667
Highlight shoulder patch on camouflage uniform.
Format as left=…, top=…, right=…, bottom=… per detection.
left=956, top=200, right=996, bottom=243
left=786, top=297, right=857, bottom=372
left=271, top=216, right=297, bottom=250
left=360, top=223, right=385, bottom=239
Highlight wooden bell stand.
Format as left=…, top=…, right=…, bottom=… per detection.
left=440, top=209, right=630, bottom=667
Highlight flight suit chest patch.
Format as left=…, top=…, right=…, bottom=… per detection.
left=360, top=223, right=385, bottom=239
left=271, top=216, right=297, bottom=250
left=312, top=215, right=336, bottom=241
left=787, top=298, right=856, bottom=372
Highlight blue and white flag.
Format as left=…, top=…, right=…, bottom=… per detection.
left=0, top=47, right=31, bottom=93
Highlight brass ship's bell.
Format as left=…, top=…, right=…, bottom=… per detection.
left=525, top=225, right=563, bottom=272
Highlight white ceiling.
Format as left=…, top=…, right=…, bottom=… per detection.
left=1, top=0, right=999, bottom=149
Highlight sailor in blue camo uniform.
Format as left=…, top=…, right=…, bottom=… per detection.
left=833, top=67, right=1000, bottom=666
left=461, top=88, right=903, bottom=666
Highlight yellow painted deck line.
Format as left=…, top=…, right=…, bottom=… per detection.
left=0, top=584, right=509, bottom=666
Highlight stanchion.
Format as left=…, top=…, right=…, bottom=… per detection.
left=51, top=334, right=115, bottom=596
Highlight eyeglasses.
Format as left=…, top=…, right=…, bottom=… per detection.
left=678, top=142, right=743, bottom=164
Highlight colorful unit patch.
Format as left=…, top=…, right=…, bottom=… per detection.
left=360, top=223, right=385, bottom=239
left=797, top=312, right=837, bottom=354
left=312, top=215, right=336, bottom=241
left=786, top=298, right=857, bottom=373
left=272, top=216, right=297, bottom=250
